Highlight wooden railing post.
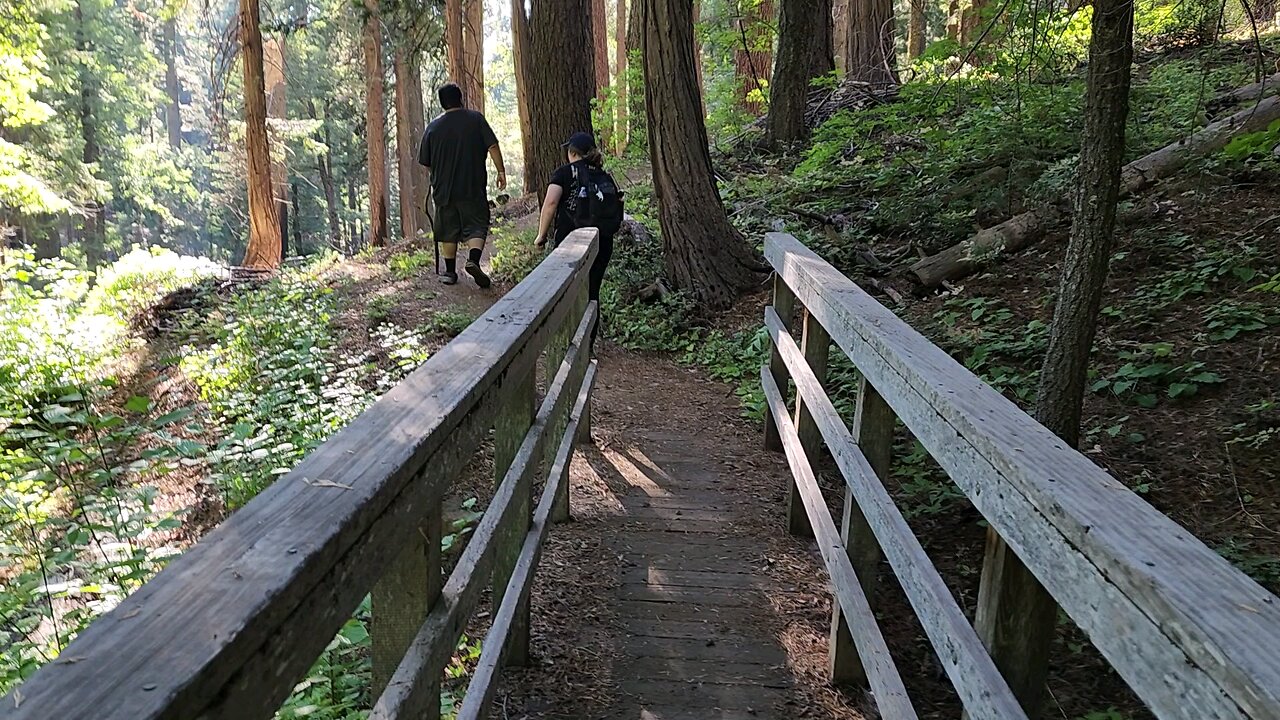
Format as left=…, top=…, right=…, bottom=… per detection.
left=764, top=274, right=804, bottom=536
left=973, top=532, right=1058, bottom=715
left=547, top=283, right=591, bottom=523
left=788, top=308, right=829, bottom=536
left=494, top=371, right=536, bottom=666
left=830, top=377, right=893, bottom=685
left=371, top=491, right=443, bottom=714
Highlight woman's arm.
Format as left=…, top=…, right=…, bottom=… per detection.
left=533, top=184, right=564, bottom=247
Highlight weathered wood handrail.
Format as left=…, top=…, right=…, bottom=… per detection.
left=0, top=229, right=601, bottom=720
left=761, top=231, right=1280, bottom=719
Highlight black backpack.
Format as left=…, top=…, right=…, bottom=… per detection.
left=570, top=164, right=624, bottom=236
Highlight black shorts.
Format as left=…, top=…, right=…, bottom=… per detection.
left=433, top=199, right=490, bottom=244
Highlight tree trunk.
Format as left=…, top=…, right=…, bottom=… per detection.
left=512, top=0, right=537, bottom=190
left=163, top=17, right=182, bottom=149
left=768, top=0, right=833, bottom=145
left=527, top=0, right=595, bottom=201
left=974, top=0, right=1133, bottom=715
left=847, top=0, right=898, bottom=84
left=394, top=49, right=420, bottom=244
left=239, top=0, right=282, bottom=269
left=264, top=34, right=289, bottom=259
left=463, top=0, right=485, bottom=112
left=36, top=221, right=60, bottom=260
left=642, top=0, right=764, bottom=309
left=909, top=91, right=1280, bottom=288
left=364, top=3, right=390, bottom=248
left=833, top=0, right=849, bottom=73
left=615, top=0, right=629, bottom=154
left=76, top=0, right=105, bottom=272
left=347, top=178, right=361, bottom=254
left=405, top=56, right=431, bottom=235
left=693, top=0, right=705, bottom=115
left=734, top=0, right=773, bottom=114
left=959, top=0, right=990, bottom=47
left=291, top=181, right=301, bottom=252
left=447, top=0, right=464, bottom=84
left=592, top=0, right=609, bottom=98
left=626, top=0, right=646, bottom=148
left=946, top=0, right=961, bottom=40
left=315, top=102, right=342, bottom=248
left=908, top=0, right=927, bottom=59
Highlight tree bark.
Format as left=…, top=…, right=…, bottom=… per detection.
left=833, top=0, right=849, bottom=73
left=693, top=0, right=705, bottom=115
left=395, top=49, right=421, bottom=243
left=36, top=220, right=60, bottom=260
left=592, top=0, right=609, bottom=99
left=768, top=0, right=833, bottom=145
left=463, top=0, right=485, bottom=112
left=909, top=92, right=1280, bottom=287
left=642, top=0, right=765, bottom=309
left=76, top=0, right=105, bottom=272
left=626, top=0, right=646, bottom=147
left=734, top=0, right=773, bottom=114
left=163, top=17, right=183, bottom=149
left=405, top=55, right=430, bottom=235
left=974, top=0, right=1133, bottom=715
left=364, top=2, right=390, bottom=248
left=312, top=100, right=343, bottom=248
left=946, top=0, right=961, bottom=40
left=847, top=0, right=898, bottom=85
left=527, top=0, right=595, bottom=201
left=447, top=0, right=464, bottom=84
left=291, top=181, right=301, bottom=252
left=264, top=34, right=289, bottom=259
left=908, top=0, right=927, bottom=59
left=512, top=0, right=537, bottom=189
left=347, top=177, right=361, bottom=254
left=239, top=0, right=282, bottom=269
left=615, top=0, right=629, bottom=154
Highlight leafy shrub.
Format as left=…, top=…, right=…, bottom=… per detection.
left=388, top=249, right=435, bottom=279
left=83, top=246, right=220, bottom=320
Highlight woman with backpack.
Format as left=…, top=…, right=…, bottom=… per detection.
left=532, top=131, right=623, bottom=347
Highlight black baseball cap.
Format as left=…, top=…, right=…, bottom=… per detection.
left=562, top=131, right=596, bottom=153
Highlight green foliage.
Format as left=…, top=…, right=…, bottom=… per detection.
left=425, top=309, right=476, bottom=338
left=1088, top=343, right=1225, bottom=406
left=83, top=247, right=220, bottom=320
left=490, top=225, right=543, bottom=284
left=389, top=250, right=435, bottom=279
left=1224, top=119, right=1280, bottom=161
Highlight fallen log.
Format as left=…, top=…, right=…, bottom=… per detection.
left=1210, top=72, right=1280, bottom=108
left=909, top=94, right=1280, bottom=288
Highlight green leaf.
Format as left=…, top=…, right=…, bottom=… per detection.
left=153, top=408, right=194, bottom=426
left=125, top=396, right=152, bottom=413
left=1137, top=394, right=1158, bottom=408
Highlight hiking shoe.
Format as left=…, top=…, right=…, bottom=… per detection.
left=465, top=260, right=492, bottom=289
left=440, top=271, right=458, bottom=285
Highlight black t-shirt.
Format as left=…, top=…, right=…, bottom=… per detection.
left=549, top=161, right=588, bottom=242
left=419, top=109, right=499, bottom=206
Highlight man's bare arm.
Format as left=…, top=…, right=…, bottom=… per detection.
left=488, top=143, right=506, bottom=190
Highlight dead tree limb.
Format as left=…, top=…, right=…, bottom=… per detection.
left=909, top=94, right=1280, bottom=288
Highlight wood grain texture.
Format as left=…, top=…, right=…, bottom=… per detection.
left=766, top=231, right=1280, bottom=719
left=760, top=367, right=918, bottom=720
left=762, top=273, right=795, bottom=454
left=766, top=308, right=1025, bottom=720
left=788, top=308, right=829, bottom=537
left=0, top=232, right=598, bottom=720
left=455, top=361, right=597, bottom=720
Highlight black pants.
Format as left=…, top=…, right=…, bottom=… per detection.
left=555, top=227, right=614, bottom=345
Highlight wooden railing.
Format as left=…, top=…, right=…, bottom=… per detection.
left=760, top=232, right=1280, bottom=720
left=1, top=229, right=601, bottom=720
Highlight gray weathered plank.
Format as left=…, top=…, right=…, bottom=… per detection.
left=454, top=361, right=597, bottom=720
left=788, top=308, right=829, bottom=536
left=624, top=636, right=787, bottom=664
left=762, top=273, right=796, bottom=454
left=767, top=311, right=1024, bottom=720
left=767, top=231, right=1280, bottom=719
left=760, top=369, right=919, bottom=720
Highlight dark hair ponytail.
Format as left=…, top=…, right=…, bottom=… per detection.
left=583, top=148, right=605, bottom=168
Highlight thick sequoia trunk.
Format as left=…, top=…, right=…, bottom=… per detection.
left=264, top=35, right=289, bottom=259
left=447, top=0, right=464, bottom=83
left=511, top=0, right=536, bottom=190
left=974, top=0, right=1134, bottom=715
left=592, top=0, right=609, bottom=98
left=910, top=91, right=1280, bottom=288
left=163, top=17, right=182, bottom=149
left=239, top=0, right=282, bottom=268
left=768, top=0, right=833, bottom=145
left=615, top=0, right=629, bottom=154
left=394, top=50, right=421, bottom=243
left=734, top=0, right=773, bottom=114
left=364, top=3, right=390, bottom=248
left=405, top=57, right=430, bottom=234
left=76, top=0, right=105, bottom=272
left=908, top=0, right=927, bottom=58
left=847, top=0, right=898, bottom=84
left=527, top=0, right=595, bottom=201
left=463, top=0, right=485, bottom=112
left=833, top=0, right=849, bottom=73
left=642, top=0, right=764, bottom=309
left=625, top=0, right=646, bottom=146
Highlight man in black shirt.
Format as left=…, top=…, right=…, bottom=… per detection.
left=418, top=83, right=505, bottom=287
